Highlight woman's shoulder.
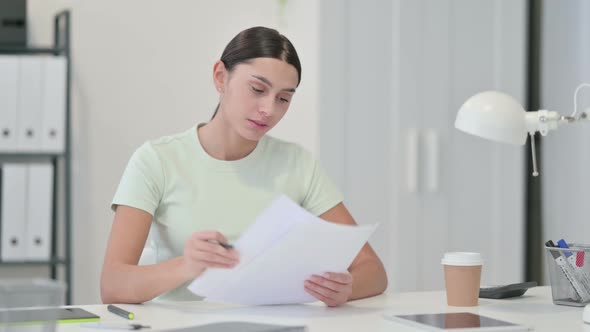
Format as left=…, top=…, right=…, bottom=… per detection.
left=263, top=135, right=315, bottom=161
left=134, top=127, right=195, bottom=156
left=148, top=127, right=194, bottom=148
left=126, top=128, right=195, bottom=169
left=264, top=135, right=303, bottom=151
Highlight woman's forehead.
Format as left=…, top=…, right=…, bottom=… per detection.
left=232, top=58, right=299, bottom=88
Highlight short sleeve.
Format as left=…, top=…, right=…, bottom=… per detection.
left=111, top=142, right=165, bottom=216
left=299, top=149, right=344, bottom=216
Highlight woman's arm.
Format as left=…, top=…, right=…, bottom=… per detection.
left=100, top=205, right=239, bottom=304
left=304, top=203, right=387, bottom=305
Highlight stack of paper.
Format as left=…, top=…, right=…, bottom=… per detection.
left=188, top=195, right=377, bottom=305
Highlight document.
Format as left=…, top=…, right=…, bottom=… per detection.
left=0, top=55, right=19, bottom=151
left=26, top=163, right=54, bottom=260
left=188, top=195, right=377, bottom=305
left=40, top=56, right=67, bottom=153
left=1, top=164, right=28, bottom=261
left=17, top=56, right=43, bottom=151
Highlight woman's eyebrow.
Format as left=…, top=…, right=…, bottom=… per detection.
left=251, top=75, right=296, bottom=92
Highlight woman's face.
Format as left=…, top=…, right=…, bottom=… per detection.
left=216, top=57, right=299, bottom=141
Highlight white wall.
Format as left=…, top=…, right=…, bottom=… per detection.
left=320, top=0, right=526, bottom=292
left=27, top=0, right=320, bottom=304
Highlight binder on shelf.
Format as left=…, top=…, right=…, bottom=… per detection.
left=25, top=163, right=54, bottom=261
left=41, top=56, right=66, bottom=153
left=0, top=56, right=19, bottom=152
left=16, top=56, right=43, bottom=152
left=1, top=164, right=28, bottom=261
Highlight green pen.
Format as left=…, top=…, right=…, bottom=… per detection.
left=107, top=305, right=135, bottom=320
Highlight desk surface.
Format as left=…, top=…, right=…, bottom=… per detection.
left=60, top=286, right=587, bottom=331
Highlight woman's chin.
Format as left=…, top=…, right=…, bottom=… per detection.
left=240, top=125, right=268, bottom=141
left=239, top=130, right=265, bottom=142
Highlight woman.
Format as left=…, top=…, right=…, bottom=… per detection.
left=101, top=26, right=387, bottom=307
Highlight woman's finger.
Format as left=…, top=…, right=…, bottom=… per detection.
left=322, top=272, right=353, bottom=285
left=193, top=230, right=229, bottom=244
left=309, top=275, right=346, bottom=293
left=304, top=280, right=337, bottom=299
left=189, top=250, right=238, bottom=266
left=194, top=239, right=238, bottom=259
left=304, top=286, right=338, bottom=307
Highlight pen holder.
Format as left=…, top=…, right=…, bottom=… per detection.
left=545, top=243, right=590, bottom=307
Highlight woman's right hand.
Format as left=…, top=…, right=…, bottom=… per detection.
left=182, top=230, right=240, bottom=279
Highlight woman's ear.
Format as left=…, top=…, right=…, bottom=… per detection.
left=213, top=60, right=227, bottom=93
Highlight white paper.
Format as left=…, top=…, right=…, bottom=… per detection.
left=188, top=195, right=377, bottom=305
left=26, top=163, right=54, bottom=260
left=0, top=56, right=19, bottom=151
left=41, top=56, right=66, bottom=153
left=1, top=164, right=28, bottom=261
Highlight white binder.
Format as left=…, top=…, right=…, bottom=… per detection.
left=26, top=163, right=53, bottom=260
left=41, top=56, right=66, bottom=153
left=1, top=164, right=28, bottom=261
left=0, top=56, right=19, bottom=152
left=16, top=56, right=43, bottom=152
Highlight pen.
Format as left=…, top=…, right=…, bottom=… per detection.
left=546, top=240, right=590, bottom=301
left=80, top=322, right=150, bottom=330
left=557, top=239, right=590, bottom=292
left=206, top=239, right=233, bottom=250
left=107, top=305, right=135, bottom=320
left=557, top=239, right=585, bottom=267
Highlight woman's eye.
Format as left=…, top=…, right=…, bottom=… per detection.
left=251, top=86, right=264, bottom=94
left=279, top=98, right=290, bottom=103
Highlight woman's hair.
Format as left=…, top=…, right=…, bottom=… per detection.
left=211, top=26, right=302, bottom=119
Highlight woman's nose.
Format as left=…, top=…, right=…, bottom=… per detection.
left=258, top=98, right=274, bottom=117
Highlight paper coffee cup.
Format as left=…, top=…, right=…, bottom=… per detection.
left=442, top=252, right=483, bottom=306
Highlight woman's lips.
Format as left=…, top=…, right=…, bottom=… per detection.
left=248, top=119, right=268, bottom=129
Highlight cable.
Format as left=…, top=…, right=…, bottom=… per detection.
left=571, top=83, right=590, bottom=118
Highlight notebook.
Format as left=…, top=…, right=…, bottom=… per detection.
left=0, top=307, right=99, bottom=324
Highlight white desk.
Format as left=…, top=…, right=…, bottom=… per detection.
left=60, top=286, right=587, bottom=331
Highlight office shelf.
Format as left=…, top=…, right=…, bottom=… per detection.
left=0, top=259, right=67, bottom=266
left=0, top=10, right=73, bottom=304
left=0, top=47, right=65, bottom=55
left=0, top=152, right=65, bottom=158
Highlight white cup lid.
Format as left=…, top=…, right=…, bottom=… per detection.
left=441, top=252, right=483, bottom=266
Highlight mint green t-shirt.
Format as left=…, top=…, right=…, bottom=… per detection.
left=111, top=125, right=343, bottom=300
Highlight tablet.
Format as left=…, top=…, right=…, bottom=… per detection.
left=384, top=312, right=532, bottom=331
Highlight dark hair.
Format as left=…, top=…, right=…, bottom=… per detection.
left=211, top=26, right=302, bottom=119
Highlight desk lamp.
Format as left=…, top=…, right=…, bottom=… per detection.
left=454, top=84, right=590, bottom=322
left=454, top=83, right=589, bottom=176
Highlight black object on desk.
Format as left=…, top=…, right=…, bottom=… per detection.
left=80, top=322, right=151, bottom=330
left=479, top=281, right=538, bottom=299
left=0, top=0, right=27, bottom=46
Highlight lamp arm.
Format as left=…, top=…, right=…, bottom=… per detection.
left=523, top=104, right=588, bottom=177
left=562, top=109, right=589, bottom=123
left=525, top=110, right=562, bottom=136
left=529, top=132, right=539, bottom=177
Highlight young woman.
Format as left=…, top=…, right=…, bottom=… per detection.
left=101, top=26, right=387, bottom=307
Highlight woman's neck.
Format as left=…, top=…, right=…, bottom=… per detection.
left=197, top=115, right=258, bottom=161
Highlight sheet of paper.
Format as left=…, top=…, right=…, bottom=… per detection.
left=187, top=196, right=308, bottom=296
left=188, top=195, right=377, bottom=305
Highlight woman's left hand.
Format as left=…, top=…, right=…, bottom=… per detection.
left=304, top=272, right=353, bottom=307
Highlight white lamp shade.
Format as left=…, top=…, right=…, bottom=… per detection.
left=454, top=91, right=528, bottom=145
